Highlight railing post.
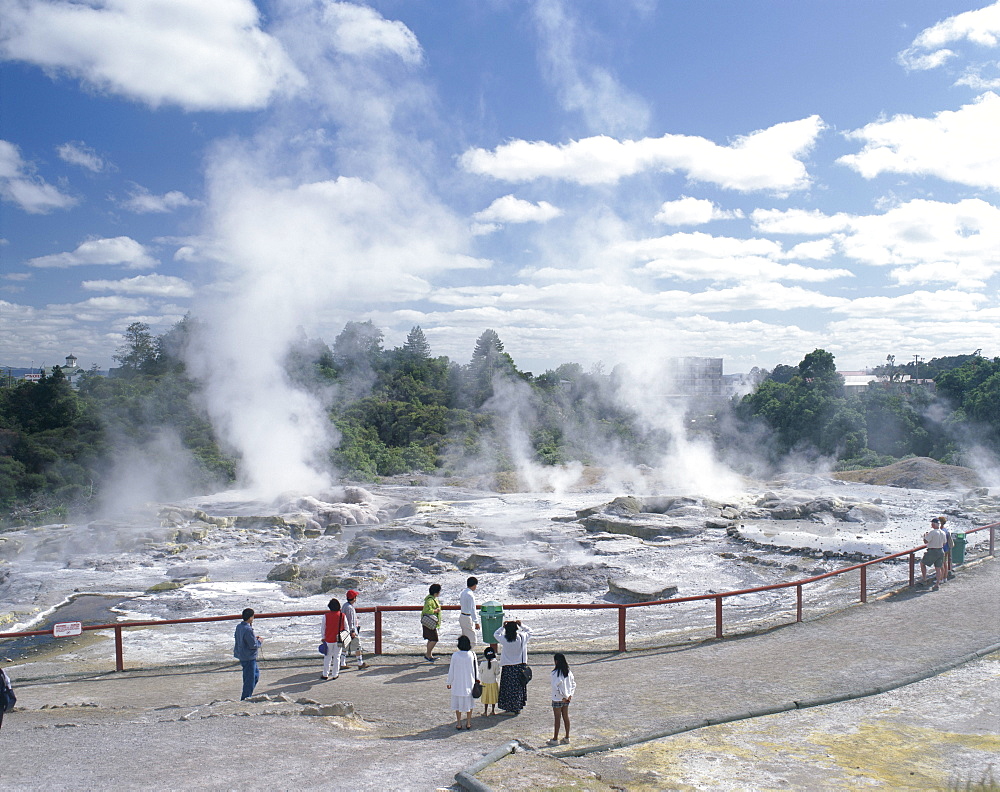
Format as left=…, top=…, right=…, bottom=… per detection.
left=909, top=552, right=915, bottom=586
left=114, top=625, right=124, bottom=672
left=617, top=606, right=626, bottom=652
left=715, top=595, right=723, bottom=639
left=796, top=584, right=803, bottom=622
left=860, top=564, right=867, bottom=603
left=374, top=607, right=382, bottom=656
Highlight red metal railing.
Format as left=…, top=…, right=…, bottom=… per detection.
left=1, top=522, right=995, bottom=672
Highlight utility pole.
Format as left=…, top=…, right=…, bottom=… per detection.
left=913, top=355, right=922, bottom=382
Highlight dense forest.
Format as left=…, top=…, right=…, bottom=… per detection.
left=2, top=316, right=999, bottom=524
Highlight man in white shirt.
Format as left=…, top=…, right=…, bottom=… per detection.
left=459, top=577, right=480, bottom=647
left=920, top=517, right=947, bottom=590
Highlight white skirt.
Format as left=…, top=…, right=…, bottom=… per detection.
left=451, top=694, right=474, bottom=712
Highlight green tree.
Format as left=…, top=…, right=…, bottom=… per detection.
left=402, top=326, right=431, bottom=360
left=113, top=322, right=157, bottom=374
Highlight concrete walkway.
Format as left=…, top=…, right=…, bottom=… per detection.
left=1, top=558, right=998, bottom=791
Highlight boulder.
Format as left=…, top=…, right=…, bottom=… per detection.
left=267, top=563, right=300, bottom=582
left=607, top=577, right=678, bottom=603
left=459, top=553, right=518, bottom=573
left=394, top=503, right=419, bottom=519
left=512, top=563, right=619, bottom=597
left=301, top=702, right=355, bottom=717
left=844, top=504, right=887, bottom=524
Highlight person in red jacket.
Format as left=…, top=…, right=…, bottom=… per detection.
left=321, top=598, right=347, bottom=680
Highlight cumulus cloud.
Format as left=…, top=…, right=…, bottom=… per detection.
left=0, top=0, right=304, bottom=111
left=654, top=196, right=745, bottom=226
left=0, top=139, right=76, bottom=213
left=56, top=141, right=108, bottom=172
left=753, top=198, right=1000, bottom=288
left=324, top=1, right=422, bottom=64
left=840, top=198, right=1000, bottom=287
left=616, top=231, right=852, bottom=283
left=120, top=185, right=201, bottom=213
left=751, top=208, right=853, bottom=235
left=838, top=92, right=1000, bottom=189
left=461, top=115, right=824, bottom=192
left=82, top=273, right=194, bottom=298
left=833, top=289, right=989, bottom=318
left=27, top=236, right=157, bottom=269
left=898, top=2, right=1000, bottom=71
left=473, top=194, right=563, bottom=233
left=530, top=0, right=650, bottom=136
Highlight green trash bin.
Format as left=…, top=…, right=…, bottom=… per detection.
left=480, top=601, right=504, bottom=644
left=952, top=532, right=967, bottom=565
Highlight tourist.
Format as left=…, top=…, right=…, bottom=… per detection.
left=494, top=619, right=532, bottom=715
left=939, top=515, right=955, bottom=580
left=321, top=598, right=348, bottom=680
left=446, top=634, right=478, bottom=729
left=478, top=647, right=500, bottom=716
left=459, top=576, right=480, bottom=647
left=548, top=653, right=576, bottom=745
left=233, top=607, right=263, bottom=700
left=341, top=589, right=370, bottom=670
left=422, top=583, right=443, bottom=662
left=919, top=518, right=947, bottom=590
left=0, top=663, right=15, bottom=730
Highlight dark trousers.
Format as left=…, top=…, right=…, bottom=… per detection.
left=240, top=659, right=259, bottom=700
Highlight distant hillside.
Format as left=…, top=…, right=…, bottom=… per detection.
left=833, top=457, right=982, bottom=491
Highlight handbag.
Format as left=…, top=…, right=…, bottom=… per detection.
left=519, top=633, right=532, bottom=684
left=472, top=680, right=483, bottom=699
left=338, top=630, right=350, bottom=644
left=420, top=612, right=438, bottom=630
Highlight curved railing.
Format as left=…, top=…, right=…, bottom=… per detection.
left=1, top=522, right=995, bottom=672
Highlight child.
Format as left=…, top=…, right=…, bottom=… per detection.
left=548, top=652, right=575, bottom=745
left=478, top=647, right=500, bottom=716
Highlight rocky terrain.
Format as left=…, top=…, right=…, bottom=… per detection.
left=2, top=459, right=998, bottom=666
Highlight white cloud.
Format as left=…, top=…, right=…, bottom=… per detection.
left=56, top=141, right=106, bottom=172
left=0, top=139, right=76, bottom=213
left=751, top=208, right=853, bottom=235
left=27, top=236, right=157, bottom=269
left=616, top=231, right=852, bottom=283
left=0, top=0, right=304, bottom=111
left=81, top=273, right=194, bottom=298
left=898, top=2, right=1000, bottom=71
left=754, top=198, right=1000, bottom=288
left=784, top=239, right=835, bottom=261
left=531, top=0, right=650, bottom=136
left=654, top=196, right=744, bottom=226
left=839, top=198, right=1000, bottom=287
left=838, top=92, right=1000, bottom=189
left=473, top=195, right=563, bottom=228
left=461, top=115, right=824, bottom=192
left=120, top=186, right=200, bottom=213
left=833, top=289, right=988, bottom=318
left=324, top=2, right=422, bottom=64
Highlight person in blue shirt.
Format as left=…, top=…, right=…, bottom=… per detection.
left=233, top=608, right=263, bottom=700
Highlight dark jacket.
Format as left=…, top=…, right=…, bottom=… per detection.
left=233, top=621, right=260, bottom=661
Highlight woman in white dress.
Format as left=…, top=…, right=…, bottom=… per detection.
left=447, top=634, right=478, bottom=729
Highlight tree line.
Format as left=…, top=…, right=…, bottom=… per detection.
left=2, top=317, right=998, bottom=523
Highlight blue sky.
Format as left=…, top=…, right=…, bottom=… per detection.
left=2, top=0, right=1000, bottom=377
